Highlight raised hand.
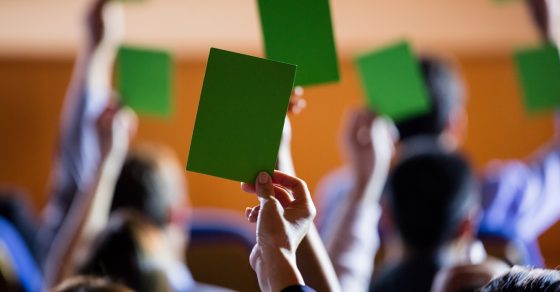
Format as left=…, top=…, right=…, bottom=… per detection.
left=85, top=0, right=124, bottom=48
left=341, top=108, right=377, bottom=183
left=96, top=102, right=137, bottom=160
left=242, top=171, right=316, bottom=292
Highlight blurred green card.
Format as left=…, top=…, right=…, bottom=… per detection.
left=257, top=0, right=339, bottom=86
left=186, top=48, right=296, bottom=183
left=355, top=41, right=430, bottom=121
left=116, top=46, right=172, bottom=117
left=514, top=44, right=560, bottom=113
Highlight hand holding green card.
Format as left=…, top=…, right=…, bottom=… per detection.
left=514, top=43, right=560, bottom=114
left=116, top=45, right=173, bottom=117
left=355, top=41, right=431, bottom=121
left=257, top=0, right=339, bottom=86
left=186, top=48, right=296, bottom=183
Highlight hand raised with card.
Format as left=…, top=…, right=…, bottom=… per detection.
left=241, top=171, right=316, bottom=292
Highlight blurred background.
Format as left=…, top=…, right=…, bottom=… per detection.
left=0, top=0, right=557, bottom=266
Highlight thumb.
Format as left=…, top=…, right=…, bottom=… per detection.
left=255, top=172, right=274, bottom=202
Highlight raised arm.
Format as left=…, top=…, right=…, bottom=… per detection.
left=276, top=89, right=341, bottom=291
left=479, top=114, right=560, bottom=266
left=38, top=0, right=124, bottom=265
left=44, top=106, right=136, bottom=288
left=321, top=109, right=396, bottom=292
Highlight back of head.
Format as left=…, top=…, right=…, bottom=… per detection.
left=52, top=276, right=132, bottom=292
left=395, top=56, right=465, bottom=141
left=388, top=151, right=478, bottom=251
left=78, top=211, right=172, bottom=292
left=480, top=266, right=560, bottom=292
left=111, top=144, right=186, bottom=228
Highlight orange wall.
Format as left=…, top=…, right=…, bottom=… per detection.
left=0, top=56, right=559, bottom=265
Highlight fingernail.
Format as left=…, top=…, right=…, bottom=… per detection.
left=258, top=172, right=269, bottom=184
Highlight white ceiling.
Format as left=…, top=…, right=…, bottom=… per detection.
left=0, top=0, right=540, bottom=59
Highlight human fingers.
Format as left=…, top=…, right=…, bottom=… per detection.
left=255, top=172, right=274, bottom=200
left=271, top=171, right=311, bottom=206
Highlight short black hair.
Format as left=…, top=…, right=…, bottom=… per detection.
left=480, top=266, right=560, bottom=292
left=387, top=151, right=478, bottom=250
left=395, top=57, right=464, bottom=141
left=111, top=152, right=170, bottom=227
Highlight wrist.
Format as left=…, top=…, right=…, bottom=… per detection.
left=260, top=247, right=305, bottom=291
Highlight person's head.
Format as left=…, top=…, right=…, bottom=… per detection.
left=78, top=211, right=173, bottom=292
left=111, top=143, right=187, bottom=229
left=52, top=276, right=132, bottom=292
left=387, top=151, right=479, bottom=254
left=479, top=266, right=560, bottom=292
left=395, top=56, right=467, bottom=148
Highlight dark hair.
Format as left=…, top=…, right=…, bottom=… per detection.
left=387, top=151, right=478, bottom=250
left=395, top=57, right=464, bottom=141
left=78, top=211, right=171, bottom=292
left=479, top=266, right=560, bottom=292
left=525, top=0, right=549, bottom=40
left=52, top=276, right=131, bottom=292
left=111, top=144, right=186, bottom=228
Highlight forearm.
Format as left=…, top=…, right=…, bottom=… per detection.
left=262, top=247, right=305, bottom=292
left=324, top=180, right=379, bottom=292
left=296, top=224, right=342, bottom=292
left=43, top=151, right=124, bottom=288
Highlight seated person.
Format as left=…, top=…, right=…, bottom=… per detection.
left=78, top=211, right=175, bottom=292
left=78, top=144, right=231, bottom=292
left=318, top=51, right=560, bottom=291
left=479, top=266, right=560, bottom=292
left=370, top=151, right=481, bottom=292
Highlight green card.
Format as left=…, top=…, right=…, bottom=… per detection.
left=257, top=0, right=339, bottom=86
left=186, top=48, right=296, bottom=183
left=514, top=43, right=560, bottom=113
left=355, top=41, right=430, bottom=121
left=116, top=45, right=173, bottom=117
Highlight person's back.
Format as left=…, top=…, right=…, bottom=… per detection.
left=370, top=151, right=479, bottom=292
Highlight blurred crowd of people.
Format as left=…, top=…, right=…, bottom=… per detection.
left=2, top=0, right=560, bottom=291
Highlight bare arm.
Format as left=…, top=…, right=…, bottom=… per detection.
left=43, top=107, right=136, bottom=288
left=38, top=0, right=124, bottom=265
left=323, top=110, right=396, bottom=292
left=276, top=89, right=342, bottom=292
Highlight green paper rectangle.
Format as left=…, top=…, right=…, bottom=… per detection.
left=116, top=45, right=173, bottom=117
left=257, top=0, right=339, bottom=86
left=514, top=43, right=560, bottom=114
left=186, top=48, right=296, bottom=183
left=355, top=41, right=430, bottom=121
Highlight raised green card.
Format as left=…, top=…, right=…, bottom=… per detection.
left=116, top=46, right=173, bottom=117
left=514, top=43, right=560, bottom=113
left=355, top=41, right=430, bottom=121
left=186, top=48, right=296, bottom=183
left=257, top=0, right=339, bottom=86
